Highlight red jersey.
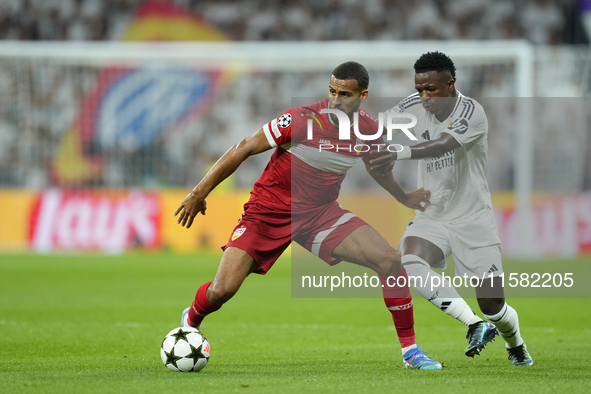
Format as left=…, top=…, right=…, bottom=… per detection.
left=248, top=99, right=380, bottom=214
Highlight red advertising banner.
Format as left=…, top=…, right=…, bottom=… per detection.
left=495, top=192, right=591, bottom=257
left=29, top=190, right=161, bottom=253
left=1, top=189, right=590, bottom=256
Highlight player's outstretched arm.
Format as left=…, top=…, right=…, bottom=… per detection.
left=368, top=133, right=461, bottom=168
left=403, top=132, right=460, bottom=159
left=363, top=156, right=430, bottom=212
left=174, top=128, right=273, bottom=228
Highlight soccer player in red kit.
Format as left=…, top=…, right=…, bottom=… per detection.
left=174, top=61, right=442, bottom=369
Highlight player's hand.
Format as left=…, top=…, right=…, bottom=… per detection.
left=174, top=192, right=207, bottom=229
left=402, top=187, right=430, bottom=212
left=368, top=144, right=396, bottom=175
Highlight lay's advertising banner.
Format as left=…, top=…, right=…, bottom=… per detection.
left=0, top=189, right=248, bottom=254
left=30, top=190, right=161, bottom=254
left=1, top=189, right=591, bottom=256
left=52, top=0, right=229, bottom=185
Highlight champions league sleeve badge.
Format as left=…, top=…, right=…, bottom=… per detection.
left=277, top=113, right=292, bottom=128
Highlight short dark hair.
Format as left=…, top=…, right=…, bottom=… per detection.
left=414, top=51, right=456, bottom=80
left=332, top=61, right=369, bottom=90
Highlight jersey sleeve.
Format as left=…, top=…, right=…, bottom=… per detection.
left=262, top=109, right=292, bottom=148
left=444, top=98, right=487, bottom=146
left=388, top=102, right=405, bottom=114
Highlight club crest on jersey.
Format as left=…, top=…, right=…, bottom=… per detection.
left=354, top=138, right=365, bottom=154
left=277, top=113, right=292, bottom=128
left=232, top=226, right=246, bottom=241
left=447, top=118, right=468, bottom=134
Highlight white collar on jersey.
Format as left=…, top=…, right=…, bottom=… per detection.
left=449, top=90, right=465, bottom=119
left=432, top=90, right=465, bottom=124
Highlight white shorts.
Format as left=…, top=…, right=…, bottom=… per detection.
left=400, top=207, right=503, bottom=278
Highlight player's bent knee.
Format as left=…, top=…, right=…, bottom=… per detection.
left=376, top=250, right=402, bottom=277
left=207, top=282, right=240, bottom=305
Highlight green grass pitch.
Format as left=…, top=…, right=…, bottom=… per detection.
left=1, top=253, right=590, bottom=393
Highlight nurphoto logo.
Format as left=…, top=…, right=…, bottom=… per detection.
left=306, top=109, right=418, bottom=153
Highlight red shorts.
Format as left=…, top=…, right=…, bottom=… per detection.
left=222, top=201, right=367, bottom=274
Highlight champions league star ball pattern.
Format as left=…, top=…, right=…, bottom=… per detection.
left=161, top=327, right=210, bottom=372
left=277, top=113, right=291, bottom=128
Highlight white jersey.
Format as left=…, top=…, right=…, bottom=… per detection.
left=388, top=92, right=493, bottom=222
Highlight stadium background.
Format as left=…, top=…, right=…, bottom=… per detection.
left=1, top=1, right=591, bottom=392
left=0, top=0, right=590, bottom=257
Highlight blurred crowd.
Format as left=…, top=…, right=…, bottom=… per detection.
left=1, top=57, right=590, bottom=193
left=0, top=0, right=587, bottom=45
left=0, top=0, right=590, bottom=193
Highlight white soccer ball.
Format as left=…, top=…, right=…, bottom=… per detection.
left=160, top=326, right=210, bottom=372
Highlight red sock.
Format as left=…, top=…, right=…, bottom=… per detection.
left=380, top=269, right=416, bottom=348
left=187, top=281, right=222, bottom=328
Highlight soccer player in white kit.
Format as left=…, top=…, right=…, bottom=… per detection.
left=372, top=52, right=533, bottom=366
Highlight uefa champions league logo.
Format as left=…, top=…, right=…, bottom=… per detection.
left=306, top=109, right=418, bottom=153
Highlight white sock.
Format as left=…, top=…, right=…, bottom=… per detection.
left=402, top=254, right=482, bottom=326
left=483, top=303, right=524, bottom=349
left=445, top=298, right=483, bottom=326
left=401, top=343, right=417, bottom=356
